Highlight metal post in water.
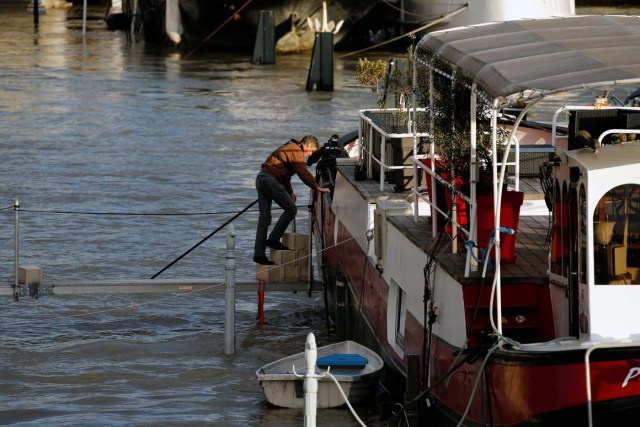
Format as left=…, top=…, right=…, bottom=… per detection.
left=82, top=0, right=87, bottom=37
left=303, top=332, right=318, bottom=427
left=305, top=32, right=334, bottom=91
left=14, top=200, right=20, bottom=301
left=33, top=0, right=39, bottom=26
left=251, top=10, right=275, bottom=65
left=224, top=225, right=236, bottom=355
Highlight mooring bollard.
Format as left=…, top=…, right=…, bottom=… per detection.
left=224, top=225, right=236, bottom=355
left=305, top=32, right=334, bottom=92
left=33, top=0, right=39, bottom=26
left=303, top=332, right=319, bottom=427
left=251, top=10, right=275, bottom=65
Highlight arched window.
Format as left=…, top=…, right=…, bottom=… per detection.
left=551, top=179, right=570, bottom=278
left=593, top=184, right=640, bottom=285
left=579, top=184, right=587, bottom=284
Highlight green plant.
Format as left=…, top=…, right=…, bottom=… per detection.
left=356, top=41, right=415, bottom=111
left=356, top=58, right=389, bottom=109
left=416, top=53, right=507, bottom=194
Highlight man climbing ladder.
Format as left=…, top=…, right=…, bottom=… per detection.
left=253, top=135, right=330, bottom=265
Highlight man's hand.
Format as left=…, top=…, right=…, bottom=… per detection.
left=317, top=187, right=331, bottom=193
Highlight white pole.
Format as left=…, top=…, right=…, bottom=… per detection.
left=224, top=225, right=236, bottom=355
left=303, top=332, right=318, bottom=427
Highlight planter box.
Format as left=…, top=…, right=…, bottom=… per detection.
left=476, top=191, right=525, bottom=264
left=422, top=158, right=467, bottom=233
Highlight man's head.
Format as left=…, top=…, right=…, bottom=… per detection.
left=300, top=135, right=320, bottom=156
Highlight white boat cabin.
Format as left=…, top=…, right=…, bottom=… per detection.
left=550, top=106, right=640, bottom=340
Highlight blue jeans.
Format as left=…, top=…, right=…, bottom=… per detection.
left=254, top=172, right=297, bottom=258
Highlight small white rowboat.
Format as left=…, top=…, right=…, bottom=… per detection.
left=256, top=340, right=384, bottom=409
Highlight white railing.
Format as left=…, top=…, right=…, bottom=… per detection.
left=584, top=340, right=640, bottom=427
left=358, top=109, right=430, bottom=192
left=411, top=155, right=472, bottom=257
left=411, top=155, right=471, bottom=233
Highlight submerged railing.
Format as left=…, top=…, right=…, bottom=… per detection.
left=1, top=200, right=316, bottom=298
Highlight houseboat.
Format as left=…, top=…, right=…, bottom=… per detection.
left=310, top=15, right=640, bottom=425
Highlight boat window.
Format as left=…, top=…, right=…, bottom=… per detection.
left=579, top=184, right=587, bottom=284
left=562, top=181, right=570, bottom=278
left=395, top=286, right=406, bottom=349
left=551, top=180, right=570, bottom=278
left=593, top=184, right=640, bottom=285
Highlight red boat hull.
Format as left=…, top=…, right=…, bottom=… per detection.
left=313, top=190, right=640, bottom=425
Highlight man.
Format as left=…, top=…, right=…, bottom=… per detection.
left=253, top=135, right=330, bottom=265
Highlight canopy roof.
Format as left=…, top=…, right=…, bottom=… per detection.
left=416, top=15, right=640, bottom=99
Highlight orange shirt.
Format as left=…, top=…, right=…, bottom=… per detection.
left=260, top=141, right=317, bottom=194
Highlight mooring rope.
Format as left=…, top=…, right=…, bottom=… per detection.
left=181, top=0, right=255, bottom=60
left=338, top=3, right=468, bottom=58
left=8, top=203, right=308, bottom=216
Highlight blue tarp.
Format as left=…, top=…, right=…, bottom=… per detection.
left=317, top=353, right=368, bottom=368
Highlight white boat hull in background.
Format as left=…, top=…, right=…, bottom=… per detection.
left=406, top=0, right=574, bottom=29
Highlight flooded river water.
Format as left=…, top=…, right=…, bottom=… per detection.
left=0, top=2, right=379, bottom=425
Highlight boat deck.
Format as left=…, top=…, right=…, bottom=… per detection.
left=336, top=164, right=549, bottom=285
left=389, top=215, right=549, bottom=284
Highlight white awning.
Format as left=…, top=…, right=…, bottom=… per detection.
left=417, top=15, right=640, bottom=99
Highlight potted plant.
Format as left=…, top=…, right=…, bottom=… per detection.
left=356, top=42, right=415, bottom=119
left=355, top=42, right=429, bottom=191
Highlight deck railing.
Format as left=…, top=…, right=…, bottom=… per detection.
left=358, top=108, right=430, bottom=192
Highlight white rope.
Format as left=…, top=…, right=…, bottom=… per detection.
left=325, top=371, right=367, bottom=427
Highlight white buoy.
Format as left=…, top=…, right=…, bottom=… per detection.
left=321, top=2, right=328, bottom=32
left=166, top=0, right=183, bottom=45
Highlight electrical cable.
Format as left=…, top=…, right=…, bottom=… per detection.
left=351, top=230, right=373, bottom=340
